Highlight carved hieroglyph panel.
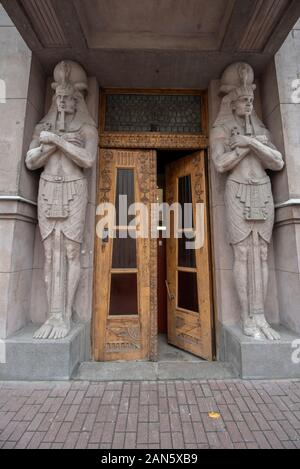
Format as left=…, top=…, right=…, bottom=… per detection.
left=100, top=132, right=208, bottom=150
left=175, top=315, right=201, bottom=346
left=105, top=321, right=141, bottom=353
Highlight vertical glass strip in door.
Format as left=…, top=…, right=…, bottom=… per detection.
left=109, top=168, right=138, bottom=316
left=177, top=174, right=199, bottom=313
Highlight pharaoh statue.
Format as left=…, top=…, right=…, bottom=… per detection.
left=210, top=62, right=284, bottom=340
left=26, top=60, right=98, bottom=340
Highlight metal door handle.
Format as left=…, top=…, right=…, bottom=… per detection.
left=165, top=280, right=175, bottom=301
left=102, top=228, right=109, bottom=243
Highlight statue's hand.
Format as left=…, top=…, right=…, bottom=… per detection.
left=230, top=135, right=251, bottom=149
left=41, top=143, right=56, bottom=153
left=40, top=131, right=56, bottom=145
left=63, top=133, right=84, bottom=147
left=255, top=135, right=268, bottom=145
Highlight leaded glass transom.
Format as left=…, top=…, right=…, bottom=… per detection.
left=105, top=94, right=202, bottom=133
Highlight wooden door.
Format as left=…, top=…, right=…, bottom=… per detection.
left=93, top=149, right=157, bottom=361
left=166, top=151, right=213, bottom=360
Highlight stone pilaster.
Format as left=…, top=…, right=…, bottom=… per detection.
left=0, top=5, right=46, bottom=340
left=261, top=19, right=300, bottom=334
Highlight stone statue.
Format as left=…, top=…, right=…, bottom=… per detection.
left=26, top=61, right=98, bottom=340
left=210, top=62, right=284, bottom=340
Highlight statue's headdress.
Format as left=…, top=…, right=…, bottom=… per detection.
left=51, top=60, right=88, bottom=97
left=38, top=60, right=96, bottom=132
left=219, top=62, right=256, bottom=99
left=213, top=62, right=264, bottom=132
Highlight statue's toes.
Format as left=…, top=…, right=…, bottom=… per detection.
left=272, top=330, right=281, bottom=341
left=33, top=325, right=52, bottom=340
left=263, top=327, right=281, bottom=341
left=48, top=327, right=60, bottom=340
left=48, top=326, right=69, bottom=340
left=58, top=328, right=69, bottom=339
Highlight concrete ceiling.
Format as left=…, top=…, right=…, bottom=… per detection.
left=2, top=0, right=300, bottom=88
left=74, top=0, right=231, bottom=51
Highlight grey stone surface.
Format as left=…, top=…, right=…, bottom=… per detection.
left=0, top=16, right=44, bottom=340
left=74, top=361, right=236, bottom=381
left=0, top=4, right=13, bottom=26
left=75, top=362, right=158, bottom=381
left=221, top=324, right=300, bottom=379
left=0, top=323, right=88, bottom=380
left=158, top=334, right=204, bottom=362
left=157, top=362, right=236, bottom=381
left=4, top=0, right=298, bottom=90
left=74, top=337, right=236, bottom=381
left=262, top=22, right=300, bottom=335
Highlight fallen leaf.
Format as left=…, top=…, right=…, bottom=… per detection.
left=208, top=412, right=221, bottom=419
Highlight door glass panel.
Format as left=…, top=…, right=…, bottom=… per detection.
left=112, top=167, right=137, bottom=267
left=115, top=168, right=135, bottom=225
left=178, top=175, right=193, bottom=229
left=112, top=231, right=137, bottom=268
left=178, top=234, right=196, bottom=268
left=178, top=271, right=199, bottom=312
left=109, top=273, right=138, bottom=316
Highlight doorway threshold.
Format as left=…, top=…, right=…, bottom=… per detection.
left=73, top=336, right=236, bottom=381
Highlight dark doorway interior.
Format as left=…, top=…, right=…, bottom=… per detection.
left=156, top=150, right=193, bottom=335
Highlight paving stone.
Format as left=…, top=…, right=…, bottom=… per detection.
left=0, top=378, right=299, bottom=449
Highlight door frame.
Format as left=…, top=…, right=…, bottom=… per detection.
left=93, top=88, right=215, bottom=362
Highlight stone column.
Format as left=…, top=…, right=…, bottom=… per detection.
left=0, top=5, right=46, bottom=341
left=261, top=19, right=300, bottom=334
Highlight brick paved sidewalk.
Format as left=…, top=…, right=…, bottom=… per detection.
left=0, top=379, right=300, bottom=449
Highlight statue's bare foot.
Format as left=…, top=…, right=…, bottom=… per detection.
left=33, top=313, right=71, bottom=340
left=254, top=314, right=281, bottom=341
left=48, top=318, right=72, bottom=340
left=242, top=317, right=265, bottom=340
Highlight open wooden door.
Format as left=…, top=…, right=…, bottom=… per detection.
left=166, top=151, right=213, bottom=360
left=93, top=149, right=157, bottom=361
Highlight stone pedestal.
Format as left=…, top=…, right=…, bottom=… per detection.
left=221, top=324, right=300, bottom=379
left=0, top=323, right=89, bottom=380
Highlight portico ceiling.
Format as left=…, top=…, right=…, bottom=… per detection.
left=2, top=0, right=300, bottom=88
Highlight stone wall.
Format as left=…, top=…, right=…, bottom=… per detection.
left=0, top=4, right=46, bottom=339
left=262, top=19, right=300, bottom=334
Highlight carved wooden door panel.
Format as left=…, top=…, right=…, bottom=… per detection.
left=166, top=151, right=213, bottom=360
left=93, top=149, right=157, bottom=361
